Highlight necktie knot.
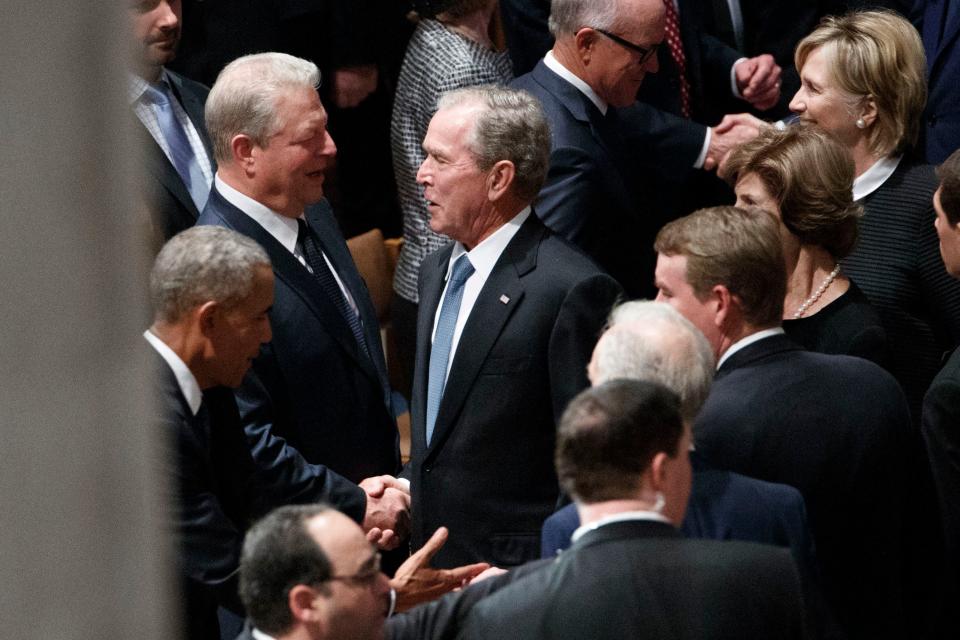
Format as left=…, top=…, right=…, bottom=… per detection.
left=449, top=254, right=475, bottom=289
left=142, top=82, right=172, bottom=108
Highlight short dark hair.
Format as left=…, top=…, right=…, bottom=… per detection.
left=239, top=505, right=334, bottom=635
left=556, top=379, right=684, bottom=503
left=937, top=148, right=960, bottom=226
left=655, top=206, right=787, bottom=327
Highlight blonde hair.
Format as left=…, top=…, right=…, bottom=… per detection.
left=795, top=10, right=927, bottom=157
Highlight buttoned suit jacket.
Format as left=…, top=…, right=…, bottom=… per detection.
left=138, top=69, right=214, bottom=241
left=197, top=187, right=399, bottom=510
left=695, top=333, right=912, bottom=640
left=459, top=519, right=807, bottom=640
left=915, top=0, right=960, bottom=163
left=511, top=62, right=659, bottom=297
left=407, top=214, right=622, bottom=568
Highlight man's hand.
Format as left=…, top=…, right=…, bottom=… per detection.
left=331, top=65, right=379, bottom=109
left=390, top=527, right=490, bottom=612
left=705, top=113, right=766, bottom=175
left=361, top=476, right=410, bottom=550
left=734, top=54, right=781, bottom=111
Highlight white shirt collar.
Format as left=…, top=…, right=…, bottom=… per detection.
left=716, top=327, right=785, bottom=370
left=251, top=629, right=275, bottom=640
left=543, top=51, right=608, bottom=116
left=447, top=207, right=531, bottom=281
left=571, top=510, right=672, bottom=544
left=144, top=329, right=203, bottom=416
left=215, top=174, right=302, bottom=254
left=852, top=155, right=901, bottom=201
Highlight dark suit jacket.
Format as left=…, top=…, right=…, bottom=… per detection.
left=197, top=187, right=399, bottom=517
left=460, top=519, right=807, bottom=640
left=139, top=69, right=214, bottom=241
left=153, top=347, right=359, bottom=640
left=916, top=0, right=960, bottom=164
left=406, top=214, right=622, bottom=568
left=695, top=333, right=912, bottom=640
left=541, top=452, right=814, bottom=564
left=922, top=346, right=960, bottom=631
left=511, top=63, right=658, bottom=297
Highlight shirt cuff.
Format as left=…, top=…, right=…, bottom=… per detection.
left=694, top=128, right=711, bottom=170
left=730, top=57, right=748, bottom=99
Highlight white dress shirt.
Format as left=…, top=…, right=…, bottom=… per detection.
left=852, top=155, right=902, bottom=202
left=144, top=329, right=203, bottom=416
left=716, top=327, right=785, bottom=370
left=214, top=175, right=359, bottom=315
left=431, top=207, right=530, bottom=383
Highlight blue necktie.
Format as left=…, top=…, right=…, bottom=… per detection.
left=143, top=82, right=210, bottom=212
left=297, top=219, right=372, bottom=363
left=425, top=254, right=475, bottom=445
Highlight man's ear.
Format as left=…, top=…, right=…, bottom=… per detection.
left=288, top=584, right=328, bottom=627
left=487, top=160, right=516, bottom=201
left=709, top=284, right=734, bottom=329
left=648, top=452, right=669, bottom=493
left=195, top=301, right=220, bottom=338
left=574, top=28, right=598, bottom=62
left=231, top=134, right=256, bottom=170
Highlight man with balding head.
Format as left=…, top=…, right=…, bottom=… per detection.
left=541, top=300, right=813, bottom=567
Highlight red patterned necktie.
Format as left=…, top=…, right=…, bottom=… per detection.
left=662, top=0, right=691, bottom=118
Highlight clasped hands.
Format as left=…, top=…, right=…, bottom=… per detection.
left=360, top=474, right=411, bottom=550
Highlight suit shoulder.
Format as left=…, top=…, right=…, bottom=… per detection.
left=167, top=69, right=211, bottom=101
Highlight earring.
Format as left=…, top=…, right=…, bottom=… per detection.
left=856, top=118, right=866, bottom=129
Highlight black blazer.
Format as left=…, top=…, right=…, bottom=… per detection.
left=695, top=333, right=913, bottom=640
left=511, top=63, right=659, bottom=297
left=460, top=519, right=807, bottom=640
left=197, top=187, right=399, bottom=517
left=406, top=214, right=622, bottom=568
left=138, top=69, right=214, bottom=241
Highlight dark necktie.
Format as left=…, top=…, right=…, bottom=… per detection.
left=296, top=218, right=371, bottom=361
left=662, top=0, right=692, bottom=118
left=425, top=254, right=475, bottom=445
left=142, top=82, right=210, bottom=210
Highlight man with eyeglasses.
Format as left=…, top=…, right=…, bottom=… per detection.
left=236, top=505, right=495, bottom=640
left=511, top=0, right=779, bottom=298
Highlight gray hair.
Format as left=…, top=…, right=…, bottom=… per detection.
left=150, top=226, right=271, bottom=323
left=592, top=301, right=715, bottom=423
left=548, top=0, right=621, bottom=36
left=436, top=85, right=551, bottom=201
left=205, top=52, right=321, bottom=164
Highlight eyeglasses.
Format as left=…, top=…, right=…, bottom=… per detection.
left=593, top=28, right=659, bottom=66
left=327, top=551, right=382, bottom=587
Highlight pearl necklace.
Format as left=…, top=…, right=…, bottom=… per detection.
left=792, top=264, right=841, bottom=319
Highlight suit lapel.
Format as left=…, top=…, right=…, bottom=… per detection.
left=139, top=120, right=200, bottom=219
left=204, top=189, right=382, bottom=388
left=926, top=0, right=960, bottom=76
left=424, top=217, right=543, bottom=459
left=167, top=72, right=216, bottom=164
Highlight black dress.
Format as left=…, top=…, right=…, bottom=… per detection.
left=783, top=280, right=887, bottom=366
left=841, top=160, right=960, bottom=423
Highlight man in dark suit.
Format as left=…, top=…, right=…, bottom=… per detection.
left=406, top=85, right=622, bottom=568
left=925, top=148, right=960, bottom=632
left=460, top=380, right=807, bottom=640
left=146, top=226, right=381, bottom=639
left=509, top=0, right=778, bottom=296
left=915, top=0, right=960, bottom=164
left=196, top=52, right=410, bottom=551
left=540, top=302, right=815, bottom=576
left=128, top=0, right=215, bottom=242
left=654, top=205, right=914, bottom=640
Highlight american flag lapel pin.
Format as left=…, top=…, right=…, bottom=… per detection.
left=499, top=294, right=510, bottom=305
